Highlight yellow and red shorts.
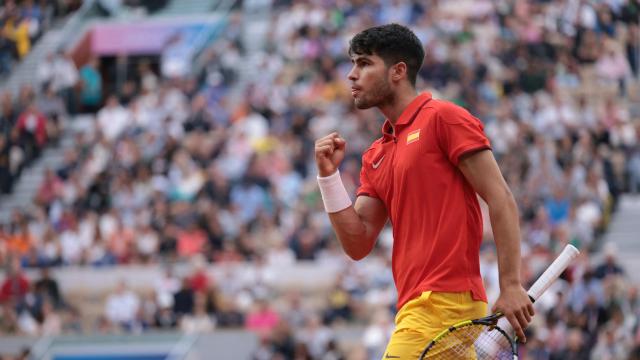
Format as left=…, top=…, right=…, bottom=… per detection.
left=382, top=291, right=487, bottom=359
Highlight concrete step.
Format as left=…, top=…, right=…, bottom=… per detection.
left=606, top=194, right=640, bottom=284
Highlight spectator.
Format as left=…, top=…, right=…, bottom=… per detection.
left=296, top=313, right=333, bottom=359
left=0, top=259, right=29, bottom=304
left=79, top=57, right=102, bottom=112
left=187, top=255, right=209, bottom=293
left=33, top=267, right=61, bottom=308
left=173, top=277, right=194, bottom=317
left=96, top=95, right=130, bottom=142
left=37, top=53, right=55, bottom=88
left=551, top=328, right=590, bottom=360
left=36, top=82, right=66, bottom=122
left=51, top=52, right=78, bottom=113
left=590, top=325, right=628, bottom=360
left=177, top=221, right=207, bottom=259
left=14, top=102, right=47, bottom=161
left=594, top=243, right=625, bottom=280
left=362, top=308, right=394, bottom=359
left=104, top=280, right=140, bottom=331
left=245, top=299, right=280, bottom=337
left=21, top=1, right=42, bottom=39
left=0, top=133, right=11, bottom=193
left=2, top=13, right=30, bottom=59
left=39, top=299, right=62, bottom=336
left=179, top=292, right=214, bottom=333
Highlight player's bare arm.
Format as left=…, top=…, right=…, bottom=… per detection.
left=458, top=149, right=534, bottom=343
left=315, top=132, right=388, bottom=260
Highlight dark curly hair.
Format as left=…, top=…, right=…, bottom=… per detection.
left=348, top=23, right=425, bottom=87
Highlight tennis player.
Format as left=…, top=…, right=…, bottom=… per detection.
left=315, top=24, right=534, bottom=358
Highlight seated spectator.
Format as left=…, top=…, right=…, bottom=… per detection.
left=51, top=52, right=78, bottom=113
left=173, top=278, right=194, bottom=317
left=0, top=133, right=11, bottom=193
left=245, top=299, right=280, bottom=337
left=7, top=218, right=33, bottom=263
left=296, top=313, right=333, bottom=359
left=21, top=0, right=42, bottom=40
left=177, top=221, right=207, bottom=259
left=14, top=102, right=47, bottom=161
left=96, top=95, right=130, bottom=142
left=590, top=325, right=629, bottom=360
left=0, top=259, right=29, bottom=304
left=595, top=243, right=625, bottom=280
left=79, top=57, right=102, bottom=113
left=551, top=328, right=590, bottom=360
left=187, top=255, right=209, bottom=293
left=37, top=53, right=55, bottom=88
left=36, top=82, right=66, bottom=123
left=34, top=267, right=62, bottom=308
left=104, top=281, right=140, bottom=331
left=39, top=299, right=62, bottom=336
left=35, top=168, right=63, bottom=207
left=179, top=292, right=214, bottom=334
left=2, top=13, right=30, bottom=59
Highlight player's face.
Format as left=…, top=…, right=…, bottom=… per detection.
left=348, top=54, right=394, bottom=109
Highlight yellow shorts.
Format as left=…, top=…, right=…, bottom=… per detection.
left=382, top=291, right=487, bottom=359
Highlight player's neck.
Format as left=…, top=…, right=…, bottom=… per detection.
left=378, top=87, right=419, bottom=129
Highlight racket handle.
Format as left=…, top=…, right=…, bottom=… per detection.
left=527, top=244, right=579, bottom=301
left=497, top=245, right=580, bottom=337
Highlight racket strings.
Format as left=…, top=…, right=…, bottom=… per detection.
left=424, top=324, right=512, bottom=359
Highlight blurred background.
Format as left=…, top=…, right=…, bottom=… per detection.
left=0, top=0, right=639, bottom=359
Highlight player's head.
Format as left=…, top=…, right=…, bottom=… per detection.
left=347, top=23, right=424, bottom=109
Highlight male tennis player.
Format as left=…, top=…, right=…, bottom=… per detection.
left=315, top=24, right=534, bottom=358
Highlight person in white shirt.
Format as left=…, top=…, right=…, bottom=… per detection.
left=97, top=95, right=131, bottom=142
left=52, top=52, right=79, bottom=113
left=105, top=280, right=140, bottom=330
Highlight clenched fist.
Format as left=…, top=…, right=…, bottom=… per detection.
left=315, top=132, right=346, bottom=177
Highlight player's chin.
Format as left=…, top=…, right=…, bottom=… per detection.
left=354, top=98, right=373, bottom=109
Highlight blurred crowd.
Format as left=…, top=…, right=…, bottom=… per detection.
left=0, top=0, right=84, bottom=77
left=1, top=0, right=640, bottom=359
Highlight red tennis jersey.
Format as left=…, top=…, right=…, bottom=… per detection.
left=357, top=92, right=491, bottom=309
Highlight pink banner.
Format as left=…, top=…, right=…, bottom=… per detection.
left=91, top=21, right=209, bottom=55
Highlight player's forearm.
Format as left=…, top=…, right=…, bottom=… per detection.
left=328, top=207, right=375, bottom=260
left=487, top=191, right=523, bottom=289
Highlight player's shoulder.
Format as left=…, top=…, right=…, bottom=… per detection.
left=426, top=98, right=470, bottom=115
left=426, top=98, right=475, bottom=124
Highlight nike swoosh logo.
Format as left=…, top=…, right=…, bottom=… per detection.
left=372, top=155, right=385, bottom=169
left=384, top=354, right=400, bottom=359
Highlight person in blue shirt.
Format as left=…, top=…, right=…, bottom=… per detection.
left=79, top=57, right=102, bottom=112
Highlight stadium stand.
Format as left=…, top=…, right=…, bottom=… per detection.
left=1, top=0, right=640, bottom=359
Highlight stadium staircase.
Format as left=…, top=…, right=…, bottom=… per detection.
left=0, top=2, right=93, bottom=223
left=0, top=120, right=81, bottom=223
left=602, top=194, right=640, bottom=284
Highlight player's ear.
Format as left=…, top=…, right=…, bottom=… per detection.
left=391, top=62, right=407, bottom=82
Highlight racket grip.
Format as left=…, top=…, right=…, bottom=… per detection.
left=527, top=245, right=579, bottom=301
left=497, top=245, right=580, bottom=338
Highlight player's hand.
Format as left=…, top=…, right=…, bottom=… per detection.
left=492, top=285, right=534, bottom=343
left=315, top=132, right=346, bottom=177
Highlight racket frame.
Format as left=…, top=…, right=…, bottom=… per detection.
left=419, top=313, right=518, bottom=359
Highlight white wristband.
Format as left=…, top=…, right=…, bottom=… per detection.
left=317, top=170, right=352, bottom=213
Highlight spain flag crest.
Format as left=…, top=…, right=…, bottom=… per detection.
left=407, top=129, right=421, bottom=144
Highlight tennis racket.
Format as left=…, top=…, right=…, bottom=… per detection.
left=419, top=244, right=580, bottom=360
